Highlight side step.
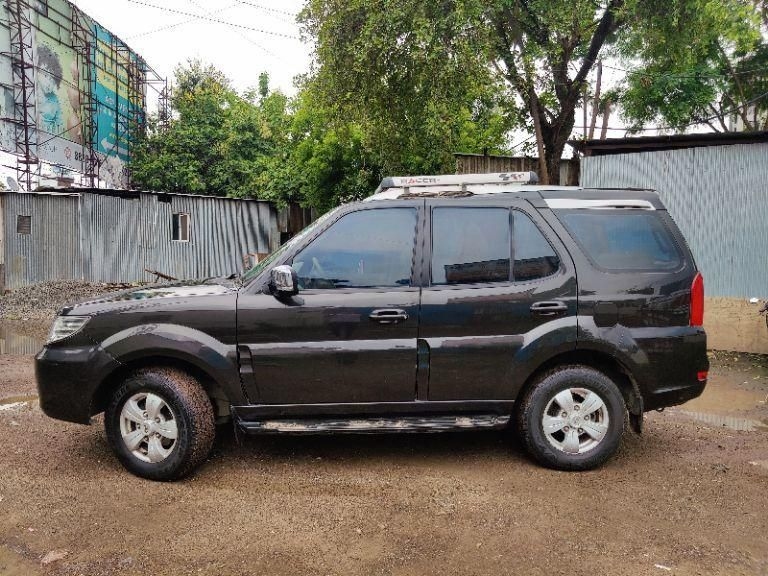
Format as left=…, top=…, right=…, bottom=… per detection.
left=236, top=414, right=510, bottom=435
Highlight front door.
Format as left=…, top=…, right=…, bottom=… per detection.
left=237, top=205, right=422, bottom=405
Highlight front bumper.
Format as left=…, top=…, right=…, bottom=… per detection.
left=35, top=344, right=120, bottom=424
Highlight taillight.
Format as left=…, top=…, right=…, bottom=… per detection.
left=690, top=272, right=704, bottom=326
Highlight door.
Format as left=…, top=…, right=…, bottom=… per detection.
left=237, top=205, right=422, bottom=405
left=419, top=202, right=577, bottom=401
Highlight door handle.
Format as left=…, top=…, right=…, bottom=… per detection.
left=369, top=309, right=409, bottom=324
left=530, top=301, right=569, bottom=317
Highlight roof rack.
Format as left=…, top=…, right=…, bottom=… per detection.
left=372, top=172, right=539, bottom=196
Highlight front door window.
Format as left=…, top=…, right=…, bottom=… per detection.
left=292, top=208, right=417, bottom=289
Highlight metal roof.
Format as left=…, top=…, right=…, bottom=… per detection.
left=571, top=131, right=768, bottom=157
left=3, top=187, right=268, bottom=203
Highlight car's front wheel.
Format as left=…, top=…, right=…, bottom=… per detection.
left=517, top=366, right=626, bottom=470
left=105, top=367, right=215, bottom=481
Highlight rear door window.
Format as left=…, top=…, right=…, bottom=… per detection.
left=556, top=211, right=682, bottom=271
left=513, top=211, right=561, bottom=281
left=430, top=207, right=561, bottom=285
left=431, top=207, right=510, bottom=284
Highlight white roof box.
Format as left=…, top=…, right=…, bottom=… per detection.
left=372, top=172, right=539, bottom=198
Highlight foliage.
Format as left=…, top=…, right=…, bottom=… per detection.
left=300, top=0, right=630, bottom=183
left=131, top=57, right=516, bottom=209
left=301, top=0, right=768, bottom=183
left=131, top=60, right=290, bottom=198
left=617, top=0, right=767, bottom=132
left=300, top=0, right=519, bottom=177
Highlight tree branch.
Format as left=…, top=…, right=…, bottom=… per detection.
left=572, top=0, right=624, bottom=89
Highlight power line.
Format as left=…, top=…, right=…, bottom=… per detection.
left=125, top=0, right=300, bottom=40
left=126, top=3, right=239, bottom=39
left=186, top=0, right=282, bottom=63
left=601, top=62, right=768, bottom=80
left=236, top=0, right=297, bottom=18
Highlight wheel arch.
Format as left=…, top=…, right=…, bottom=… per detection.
left=515, top=348, right=644, bottom=433
left=92, top=354, right=233, bottom=422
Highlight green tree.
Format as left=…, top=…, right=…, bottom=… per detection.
left=618, top=0, right=766, bottom=132
left=301, top=0, right=631, bottom=183
left=301, top=0, right=766, bottom=183
left=300, top=1, right=519, bottom=178
left=131, top=61, right=290, bottom=197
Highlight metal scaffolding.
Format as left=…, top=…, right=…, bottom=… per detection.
left=0, top=0, right=166, bottom=190
left=71, top=5, right=100, bottom=188
left=2, top=0, right=38, bottom=191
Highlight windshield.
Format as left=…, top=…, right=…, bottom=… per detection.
left=241, top=206, right=342, bottom=284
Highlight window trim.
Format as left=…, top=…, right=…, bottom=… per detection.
left=289, top=206, right=421, bottom=292
left=16, top=215, right=31, bottom=235
left=171, top=212, right=190, bottom=243
left=554, top=208, right=686, bottom=275
left=427, top=206, right=563, bottom=289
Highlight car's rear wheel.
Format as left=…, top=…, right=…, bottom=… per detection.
left=105, top=367, right=215, bottom=481
left=517, top=366, right=626, bottom=470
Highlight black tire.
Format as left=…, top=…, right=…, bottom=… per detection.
left=105, top=367, right=215, bottom=481
left=516, top=365, right=626, bottom=471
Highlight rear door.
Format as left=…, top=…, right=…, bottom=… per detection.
left=419, top=200, right=578, bottom=401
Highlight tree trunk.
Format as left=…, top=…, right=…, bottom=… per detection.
left=588, top=60, right=603, bottom=140
left=600, top=101, right=612, bottom=139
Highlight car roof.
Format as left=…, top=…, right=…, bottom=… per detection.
left=364, top=172, right=661, bottom=209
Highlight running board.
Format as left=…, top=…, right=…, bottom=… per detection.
left=236, top=414, right=510, bottom=435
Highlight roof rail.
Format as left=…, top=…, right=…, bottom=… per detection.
left=373, top=172, right=538, bottom=195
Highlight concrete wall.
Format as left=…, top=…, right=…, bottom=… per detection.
left=705, top=298, right=768, bottom=354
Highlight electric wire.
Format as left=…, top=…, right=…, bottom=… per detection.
left=125, top=0, right=300, bottom=40
left=126, top=3, right=239, bottom=39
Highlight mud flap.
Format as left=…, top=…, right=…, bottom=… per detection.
left=628, top=392, right=644, bottom=434
left=231, top=407, right=243, bottom=445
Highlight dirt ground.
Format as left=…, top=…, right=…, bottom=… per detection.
left=0, top=350, right=767, bottom=576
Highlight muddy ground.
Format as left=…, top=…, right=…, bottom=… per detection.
left=0, top=349, right=767, bottom=576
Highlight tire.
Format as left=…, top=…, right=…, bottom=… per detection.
left=105, top=367, right=215, bottom=481
left=516, top=365, right=626, bottom=471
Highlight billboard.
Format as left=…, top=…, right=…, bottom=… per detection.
left=0, top=0, right=148, bottom=188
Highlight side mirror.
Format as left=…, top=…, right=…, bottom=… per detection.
left=269, top=265, right=299, bottom=297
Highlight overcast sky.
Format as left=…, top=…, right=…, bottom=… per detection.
left=71, top=0, right=313, bottom=100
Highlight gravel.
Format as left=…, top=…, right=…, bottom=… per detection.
left=0, top=280, right=129, bottom=322
left=0, top=353, right=767, bottom=576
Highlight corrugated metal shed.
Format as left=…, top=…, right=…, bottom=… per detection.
left=580, top=142, right=768, bottom=298
left=1, top=190, right=279, bottom=289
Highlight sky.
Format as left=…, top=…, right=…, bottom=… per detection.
left=70, top=0, right=313, bottom=100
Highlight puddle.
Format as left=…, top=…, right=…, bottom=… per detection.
left=0, top=323, right=46, bottom=355
left=674, top=369, right=768, bottom=431
left=0, top=395, right=38, bottom=412
left=683, top=381, right=767, bottom=413
left=676, top=410, right=768, bottom=432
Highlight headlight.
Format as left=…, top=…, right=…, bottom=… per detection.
left=48, top=316, right=90, bottom=344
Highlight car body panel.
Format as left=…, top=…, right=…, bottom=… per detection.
left=35, top=187, right=708, bottom=432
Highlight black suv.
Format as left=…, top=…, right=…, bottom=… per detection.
left=36, top=172, right=708, bottom=480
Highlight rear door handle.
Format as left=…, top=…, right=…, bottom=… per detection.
left=530, top=301, right=569, bottom=317
left=369, top=309, right=409, bottom=324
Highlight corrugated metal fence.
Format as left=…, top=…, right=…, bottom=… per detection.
left=581, top=143, right=768, bottom=298
left=1, top=191, right=279, bottom=289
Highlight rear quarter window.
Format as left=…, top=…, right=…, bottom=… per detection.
left=556, top=210, right=683, bottom=271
